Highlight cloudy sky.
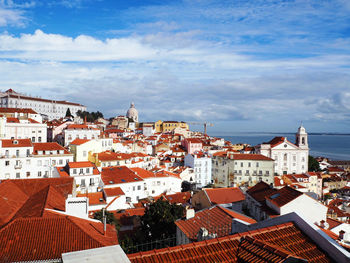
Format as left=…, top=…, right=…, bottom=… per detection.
left=0, top=0, right=349, bottom=133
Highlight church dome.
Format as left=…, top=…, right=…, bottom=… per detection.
left=126, top=102, right=138, bottom=122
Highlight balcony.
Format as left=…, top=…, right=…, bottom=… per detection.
left=14, top=163, right=22, bottom=169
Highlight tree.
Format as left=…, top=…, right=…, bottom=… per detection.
left=308, top=155, right=320, bottom=172
left=65, top=108, right=72, bottom=118
left=93, top=209, right=120, bottom=231
left=141, top=198, right=184, bottom=240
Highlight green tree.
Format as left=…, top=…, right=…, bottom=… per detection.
left=93, top=209, right=120, bottom=231
left=141, top=198, right=184, bottom=240
left=65, top=108, right=72, bottom=118
left=308, top=155, right=320, bottom=172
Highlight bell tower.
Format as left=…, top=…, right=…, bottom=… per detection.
left=296, top=124, right=308, bottom=149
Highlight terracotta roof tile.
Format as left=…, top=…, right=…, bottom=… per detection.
left=77, top=192, right=106, bottom=206
left=33, top=142, right=71, bottom=155
left=104, top=187, right=125, bottom=197
left=233, top=154, right=274, bottom=161
left=204, top=187, right=245, bottom=204
left=101, top=166, right=143, bottom=185
left=0, top=215, right=118, bottom=262
left=1, top=138, right=32, bottom=148
left=266, top=186, right=303, bottom=208
left=128, top=222, right=332, bottom=263
left=70, top=138, right=90, bottom=145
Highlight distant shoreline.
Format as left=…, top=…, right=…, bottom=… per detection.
left=211, top=132, right=350, bottom=136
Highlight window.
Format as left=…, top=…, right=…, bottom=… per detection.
left=284, top=154, right=287, bottom=161
left=133, top=186, right=136, bottom=191
left=240, top=162, right=243, bottom=167
left=5, top=150, right=9, bottom=157
left=38, top=137, right=42, bottom=142
left=81, top=179, right=86, bottom=187
left=52, top=160, right=56, bottom=165
left=79, top=168, right=83, bottom=174
left=59, top=159, right=63, bottom=165
left=256, top=162, right=259, bottom=167
left=90, top=178, right=94, bottom=185
left=38, top=171, right=42, bottom=177
left=248, top=162, right=251, bottom=167
left=73, top=169, right=77, bottom=174
left=26, top=159, right=30, bottom=165
left=37, top=160, right=42, bottom=166
left=26, top=149, right=30, bottom=157
left=137, top=185, right=141, bottom=190
left=26, top=172, right=30, bottom=177
left=32, top=137, right=35, bottom=142
left=16, top=150, right=19, bottom=157
left=86, top=168, right=90, bottom=173
left=83, top=151, right=87, bottom=157
left=16, top=173, right=20, bottom=178
left=5, top=161, right=9, bottom=166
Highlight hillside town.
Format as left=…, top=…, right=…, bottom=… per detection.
left=0, top=89, right=350, bottom=262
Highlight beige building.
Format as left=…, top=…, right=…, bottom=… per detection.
left=212, top=152, right=275, bottom=187
left=155, top=120, right=189, bottom=133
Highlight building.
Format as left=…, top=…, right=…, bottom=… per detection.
left=212, top=152, right=275, bottom=187
left=184, top=152, right=212, bottom=187
left=69, top=137, right=114, bottom=162
left=182, top=138, right=203, bottom=154
left=255, top=125, right=309, bottom=175
left=0, top=89, right=86, bottom=120
left=0, top=116, right=47, bottom=142
left=155, top=120, right=189, bottom=133
left=175, top=205, right=256, bottom=245
left=0, top=139, right=74, bottom=179
left=54, top=161, right=102, bottom=193
left=246, top=182, right=327, bottom=224
left=63, top=124, right=101, bottom=146
left=191, top=187, right=245, bottom=211
left=126, top=102, right=139, bottom=123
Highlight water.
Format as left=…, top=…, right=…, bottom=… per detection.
left=216, top=133, right=350, bottom=160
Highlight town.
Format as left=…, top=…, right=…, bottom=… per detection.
left=0, top=88, right=349, bottom=262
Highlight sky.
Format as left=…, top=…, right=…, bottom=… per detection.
left=0, top=0, right=350, bottom=134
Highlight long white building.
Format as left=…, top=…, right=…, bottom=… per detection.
left=0, top=89, right=86, bottom=120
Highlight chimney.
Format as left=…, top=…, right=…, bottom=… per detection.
left=186, top=208, right=195, bottom=219
left=320, top=220, right=325, bottom=228
left=102, top=208, right=107, bottom=236
left=339, top=230, right=345, bottom=241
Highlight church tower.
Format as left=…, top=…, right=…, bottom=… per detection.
left=296, top=124, right=308, bottom=149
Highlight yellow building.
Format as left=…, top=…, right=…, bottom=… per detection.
left=155, top=120, right=189, bottom=133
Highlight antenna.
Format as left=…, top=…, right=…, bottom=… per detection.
left=102, top=208, right=106, bottom=235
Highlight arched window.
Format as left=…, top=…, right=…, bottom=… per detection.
left=284, top=153, right=287, bottom=161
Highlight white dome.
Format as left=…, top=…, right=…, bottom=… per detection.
left=126, top=102, right=138, bottom=122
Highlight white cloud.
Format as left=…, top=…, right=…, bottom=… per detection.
left=0, top=6, right=26, bottom=27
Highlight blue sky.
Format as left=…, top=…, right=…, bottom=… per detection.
left=0, top=0, right=350, bottom=133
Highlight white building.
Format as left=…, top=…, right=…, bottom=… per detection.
left=63, top=124, right=101, bottom=146
left=54, top=161, right=101, bottom=193
left=0, top=139, right=73, bottom=179
left=184, top=152, right=212, bottom=187
left=255, top=125, right=309, bottom=175
left=69, top=138, right=114, bottom=162
left=0, top=89, right=86, bottom=120
left=0, top=116, right=47, bottom=142
left=101, top=166, right=182, bottom=204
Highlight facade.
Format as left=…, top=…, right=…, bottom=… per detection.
left=184, top=152, right=212, bottom=187
left=155, top=120, right=189, bottom=133
left=0, top=89, right=86, bottom=120
left=255, top=125, right=309, bottom=175
left=182, top=138, right=203, bottom=154
left=0, top=139, right=73, bottom=179
left=0, top=116, right=47, bottom=142
left=63, top=124, right=101, bottom=146
left=54, top=161, right=101, bottom=193
left=212, top=152, right=275, bottom=187
left=70, top=138, right=114, bottom=162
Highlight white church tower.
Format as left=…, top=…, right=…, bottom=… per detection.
left=296, top=124, right=308, bottom=149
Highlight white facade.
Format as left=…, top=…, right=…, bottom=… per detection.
left=266, top=194, right=327, bottom=224
left=0, top=116, right=47, bottom=142
left=184, top=153, right=212, bottom=187
left=0, top=140, right=73, bottom=179
left=0, top=89, right=86, bottom=120
left=64, top=126, right=101, bottom=146
left=256, top=126, right=309, bottom=175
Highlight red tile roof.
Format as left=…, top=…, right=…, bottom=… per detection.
left=101, top=166, right=143, bottom=185
left=233, top=154, right=274, bottom=161
left=33, top=142, right=71, bottom=155
left=6, top=117, right=20, bottom=123
left=7, top=93, right=84, bottom=106
left=128, top=222, right=332, bottom=262
left=70, top=138, right=90, bottom=145
left=1, top=138, right=32, bottom=148
left=68, top=161, right=96, bottom=168
left=164, top=192, right=191, bottom=204
left=0, top=215, right=117, bottom=262
left=266, top=186, right=303, bottom=208
left=0, top=107, right=38, bottom=114
left=246, top=181, right=278, bottom=204
left=175, top=206, right=256, bottom=241
left=104, top=187, right=125, bottom=197
left=204, top=187, right=245, bottom=204
left=77, top=192, right=106, bottom=206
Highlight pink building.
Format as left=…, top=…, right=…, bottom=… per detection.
left=182, top=138, right=203, bottom=154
